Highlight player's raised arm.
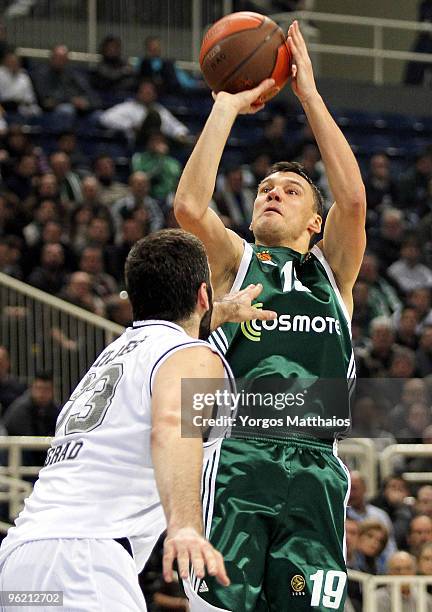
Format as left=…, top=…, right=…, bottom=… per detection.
left=288, top=21, right=366, bottom=313
left=151, top=345, right=230, bottom=587
left=174, top=79, right=276, bottom=294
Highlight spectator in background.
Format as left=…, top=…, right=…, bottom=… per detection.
left=408, top=287, right=432, bottom=331
left=352, top=280, right=377, bottom=341
left=351, top=396, right=397, bottom=453
left=351, top=518, right=389, bottom=574
left=84, top=216, right=113, bottom=253
left=92, top=35, right=135, bottom=95
left=375, top=551, right=432, bottom=611
left=213, top=164, right=255, bottom=239
left=79, top=175, right=105, bottom=212
left=70, top=204, right=104, bottom=253
left=78, top=246, right=117, bottom=300
left=364, top=152, right=398, bottom=215
left=388, top=234, right=432, bottom=294
left=0, top=123, right=33, bottom=163
left=396, top=307, right=420, bottom=350
left=99, top=80, right=189, bottom=145
left=345, top=518, right=362, bottom=611
left=49, top=151, right=82, bottom=206
left=0, top=236, right=23, bottom=278
left=106, top=218, right=144, bottom=283
left=370, top=476, right=414, bottom=550
left=368, top=207, right=405, bottom=272
left=418, top=541, right=432, bottom=582
left=138, top=35, right=179, bottom=94
left=407, top=515, right=432, bottom=557
left=57, top=271, right=104, bottom=316
left=0, top=194, right=25, bottom=239
left=105, top=294, right=132, bottom=327
left=3, top=371, right=59, bottom=437
left=27, top=242, right=66, bottom=295
left=56, top=131, right=89, bottom=174
left=297, top=142, right=332, bottom=207
left=112, top=171, right=164, bottom=235
left=4, top=153, right=38, bottom=203
left=356, top=316, right=400, bottom=377
left=33, top=45, right=99, bottom=117
left=34, top=172, right=61, bottom=207
left=397, top=148, right=432, bottom=216
left=416, top=486, right=432, bottom=519
left=347, top=472, right=397, bottom=558
left=0, top=50, right=40, bottom=116
left=23, top=199, right=60, bottom=247
left=398, top=401, right=432, bottom=443
left=389, top=377, right=429, bottom=433
left=417, top=325, right=432, bottom=376
left=93, top=155, right=128, bottom=208
left=255, top=114, right=291, bottom=162
left=358, top=252, right=402, bottom=318
left=27, top=220, right=76, bottom=274
left=132, top=131, right=182, bottom=202
left=0, top=346, right=26, bottom=417
left=242, top=153, right=272, bottom=191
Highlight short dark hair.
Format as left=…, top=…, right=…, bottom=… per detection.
left=34, top=370, right=53, bottom=383
left=264, top=161, right=324, bottom=218
left=125, top=229, right=210, bottom=323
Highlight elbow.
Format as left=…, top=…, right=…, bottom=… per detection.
left=174, top=195, right=203, bottom=225
left=340, top=186, right=367, bottom=219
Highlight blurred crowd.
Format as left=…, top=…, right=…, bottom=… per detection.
left=0, top=27, right=431, bottom=611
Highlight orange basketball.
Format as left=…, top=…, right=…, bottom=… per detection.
left=199, top=11, right=292, bottom=102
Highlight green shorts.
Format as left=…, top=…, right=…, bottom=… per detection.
left=186, top=436, right=350, bottom=612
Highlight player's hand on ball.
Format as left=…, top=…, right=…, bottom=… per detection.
left=287, top=20, right=318, bottom=104
left=212, top=78, right=278, bottom=114
left=218, top=283, right=277, bottom=324
left=163, top=527, right=230, bottom=586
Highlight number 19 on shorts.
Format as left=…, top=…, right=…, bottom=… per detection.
left=310, top=570, right=347, bottom=609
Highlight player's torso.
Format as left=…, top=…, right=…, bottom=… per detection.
left=1, top=322, right=205, bottom=569
left=210, top=243, right=354, bottom=428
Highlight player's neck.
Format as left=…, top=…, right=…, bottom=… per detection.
left=255, top=237, right=310, bottom=253
left=176, top=315, right=200, bottom=339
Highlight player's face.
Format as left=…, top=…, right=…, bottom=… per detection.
left=250, top=172, right=321, bottom=246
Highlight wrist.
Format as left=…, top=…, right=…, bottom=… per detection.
left=167, top=522, right=203, bottom=538
left=299, top=90, right=322, bottom=106
left=213, top=95, right=240, bottom=117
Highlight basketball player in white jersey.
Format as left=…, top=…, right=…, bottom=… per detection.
left=0, top=229, right=275, bottom=611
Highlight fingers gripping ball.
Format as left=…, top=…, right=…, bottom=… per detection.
left=199, top=11, right=292, bottom=103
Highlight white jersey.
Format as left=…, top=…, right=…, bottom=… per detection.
left=0, top=320, right=232, bottom=573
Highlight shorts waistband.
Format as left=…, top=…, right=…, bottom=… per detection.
left=230, top=434, right=337, bottom=452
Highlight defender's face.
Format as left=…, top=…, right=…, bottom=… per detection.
left=250, top=171, right=320, bottom=244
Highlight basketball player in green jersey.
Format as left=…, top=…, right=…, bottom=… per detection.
left=174, top=21, right=366, bottom=612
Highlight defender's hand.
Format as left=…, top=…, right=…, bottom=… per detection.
left=212, top=78, right=278, bottom=115
left=287, top=20, right=318, bottom=104
left=212, top=283, right=277, bottom=329
left=163, top=527, right=230, bottom=586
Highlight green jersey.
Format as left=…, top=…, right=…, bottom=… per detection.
left=210, top=242, right=355, bottom=436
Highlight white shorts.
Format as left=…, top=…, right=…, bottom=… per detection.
left=0, top=538, right=147, bottom=612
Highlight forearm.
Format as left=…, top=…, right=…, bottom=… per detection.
left=152, top=424, right=204, bottom=534
left=175, top=99, right=237, bottom=218
left=302, top=92, right=365, bottom=209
